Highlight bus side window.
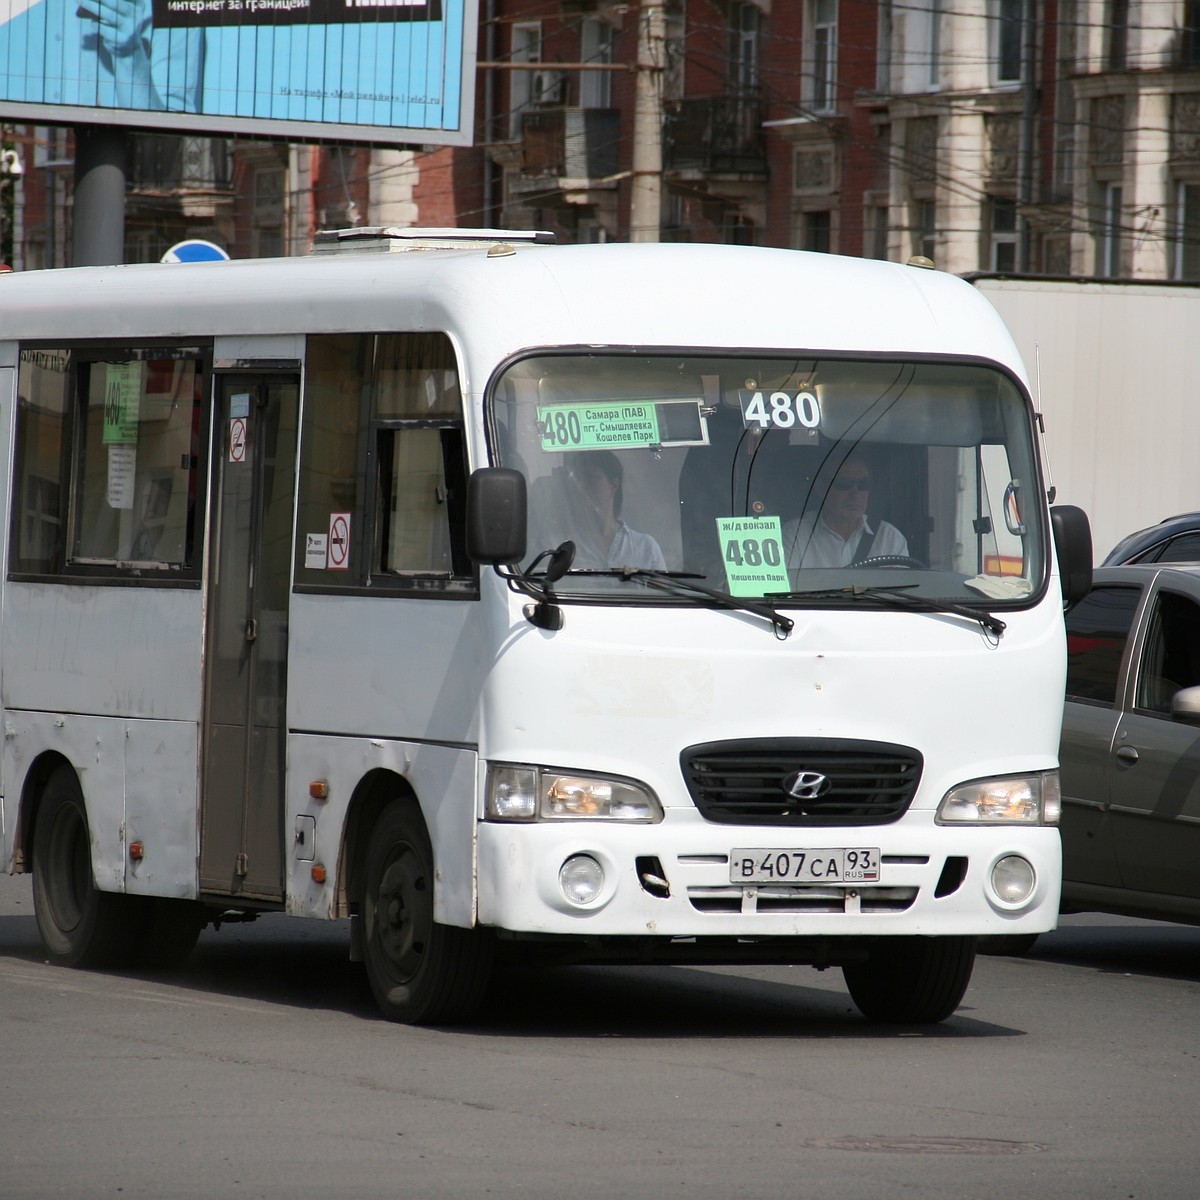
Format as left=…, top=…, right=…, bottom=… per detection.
left=10, top=346, right=207, bottom=579
left=296, top=331, right=474, bottom=594
left=375, top=425, right=469, bottom=577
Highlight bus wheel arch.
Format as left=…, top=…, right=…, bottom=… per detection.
left=340, top=768, right=413, bottom=916
left=350, top=778, right=493, bottom=1024
left=16, top=750, right=74, bottom=872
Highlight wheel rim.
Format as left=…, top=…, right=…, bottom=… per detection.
left=373, top=844, right=432, bottom=985
left=44, top=800, right=89, bottom=935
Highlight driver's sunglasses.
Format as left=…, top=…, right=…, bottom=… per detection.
left=832, top=476, right=871, bottom=492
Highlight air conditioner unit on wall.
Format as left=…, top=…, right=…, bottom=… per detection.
left=531, top=69, right=567, bottom=106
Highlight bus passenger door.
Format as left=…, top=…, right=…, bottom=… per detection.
left=200, top=374, right=299, bottom=900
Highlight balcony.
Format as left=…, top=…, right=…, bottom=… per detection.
left=664, top=94, right=767, bottom=176
left=515, top=108, right=620, bottom=189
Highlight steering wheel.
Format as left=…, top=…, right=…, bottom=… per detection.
left=853, top=555, right=926, bottom=569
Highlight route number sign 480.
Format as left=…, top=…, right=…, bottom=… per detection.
left=740, top=390, right=821, bottom=432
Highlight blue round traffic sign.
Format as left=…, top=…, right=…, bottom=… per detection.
left=161, top=240, right=230, bottom=264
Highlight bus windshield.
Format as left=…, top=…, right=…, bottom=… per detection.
left=491, top=353, right=1045, bottom=607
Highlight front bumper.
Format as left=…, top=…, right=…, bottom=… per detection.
left=476, top=816, right=1061, bottom=940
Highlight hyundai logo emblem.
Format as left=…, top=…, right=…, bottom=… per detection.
left=782, top=770, right=832, bottom=801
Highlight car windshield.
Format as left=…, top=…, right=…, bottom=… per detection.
left=489, top=353, right=1045, bottom=608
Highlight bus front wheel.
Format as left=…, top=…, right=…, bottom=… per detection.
left=842, top=935, right=976, bottom=1024
left=361, top=799, right=493, bottom=1025
left=32, top=766, right=134, bottom=968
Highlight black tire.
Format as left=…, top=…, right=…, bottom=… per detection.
left=978, top=932, right=1040, bottom=957
left=31, top=766, right=140, bottom=968
left=842, top=935, right=976, bottom=1024
left=132, top=898, right=206, bottom=969
left=361, top=799, right=494, bottom=1024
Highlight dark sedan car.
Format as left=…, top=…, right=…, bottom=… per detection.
left=1058, top=564, right=1200, bottom=926
left=1103, top=513, right=1200, bottom=565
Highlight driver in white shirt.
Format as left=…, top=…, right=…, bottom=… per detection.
left=786, top=453, right=909, bottom=569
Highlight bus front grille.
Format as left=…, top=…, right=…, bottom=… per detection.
left=680, top=738, right=923, bottom=827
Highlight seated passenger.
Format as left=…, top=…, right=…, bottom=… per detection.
left=562, top=450, right=667, bottom=571
left=786, top=453, right=908, bottom=568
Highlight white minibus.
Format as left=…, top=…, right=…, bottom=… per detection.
left=0, top=230, right=1091, bottom=1024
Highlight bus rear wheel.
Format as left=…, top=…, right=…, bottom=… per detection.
left=32, top=766, right=135, bottom=968
left=842, top=935, right=976, bottom=1024
left=361, top=799, right=493, bottom=1025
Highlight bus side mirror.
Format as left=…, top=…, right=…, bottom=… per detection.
left=467, top=467, right=528, bottom=566
left=1050, top=504, right=1092, bottom=608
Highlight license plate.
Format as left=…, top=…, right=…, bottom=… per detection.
left=729, top=847, right=881, bottom=885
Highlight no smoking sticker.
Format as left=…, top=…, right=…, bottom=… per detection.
left=328, top=512, right=351, bottom=570
left=229, top=416, right=248, bottom=463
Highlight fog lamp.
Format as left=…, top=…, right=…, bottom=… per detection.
left=560, top=855, right=605, bottom=906
left=991, top=855, right=1036, bottom=905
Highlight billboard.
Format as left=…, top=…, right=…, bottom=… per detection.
left=0, top=0, right=478, bottom=145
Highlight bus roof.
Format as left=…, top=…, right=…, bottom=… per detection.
left=0, top=242, right=1027, bottom=381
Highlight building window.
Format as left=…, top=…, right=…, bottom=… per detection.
left=1106, top=0, right=1129, bottom=71
left=866, top=204, right=890, bottom=259
left=803, top=210, right=832, bottom=253
left=1099, top=183, right=1123, bottom=277
left=1174, top=182, right=1200, bottom=280
left=811, top=0, right=838, bottom=111
left=877, top=1, right=893, bottom=91
left=1185, top=1, right=1200, bottom=66
left=878, top=1, right=941, bottom=93
left=730, top=3, right=761, bottom=93
left=914, top=199, right=936, bottom=261
left=509, top=22, right=542, bottom=137
left=580, top=17, right=614, bottom=109
left=988, top=197, right=1018, bottom=272
left=993, top=0, right=1023, bottom=83
left=252, top=166, right=285, bottom=258
left=927, top=0, right=942, bottom=86
left=254, top=228, right=283, bottom=258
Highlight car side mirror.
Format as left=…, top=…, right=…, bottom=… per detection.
left=1051, top=504, right=1092, bottom=608
left=1171, top=685, right=1200, bottom=725
left=467, top=467, right=527, bottom=566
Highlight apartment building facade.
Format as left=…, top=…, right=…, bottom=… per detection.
left=2, top=2, right=1199, bottom=280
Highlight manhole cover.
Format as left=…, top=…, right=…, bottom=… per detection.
left=805, top=1136, right=1047, bottom=1156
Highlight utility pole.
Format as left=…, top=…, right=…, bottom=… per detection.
left=629, top=0, right=665, bottom=243
left=1017, top=0, right=1038, bottom=273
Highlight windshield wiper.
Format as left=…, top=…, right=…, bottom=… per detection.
left=767, top=583, right=1006, bottom=637
left=567, top=567, right=794, bottom=638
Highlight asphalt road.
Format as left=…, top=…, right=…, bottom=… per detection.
left=0, top=871, right=1197, bottom=1200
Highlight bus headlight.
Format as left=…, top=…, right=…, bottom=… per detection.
left=486, top=764, right=663, bottom=823
left=936, top=771, right=1060, bottom=825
